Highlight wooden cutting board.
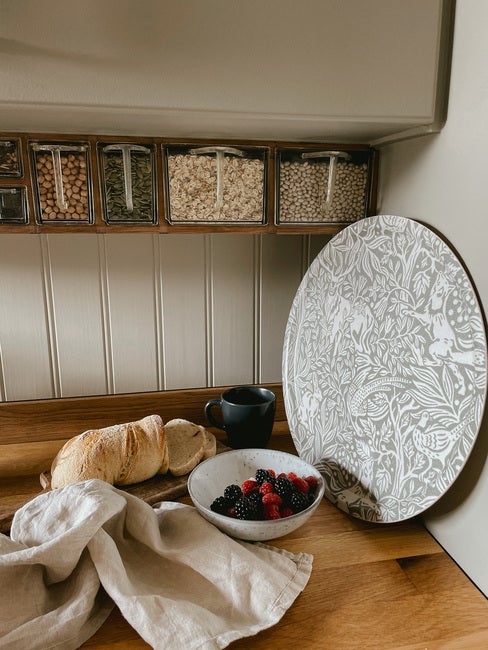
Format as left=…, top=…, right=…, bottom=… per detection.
left=0, top=441, right=229, bottom=535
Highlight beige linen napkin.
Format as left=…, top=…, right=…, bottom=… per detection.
left=0, top=479, right=312, bottom=650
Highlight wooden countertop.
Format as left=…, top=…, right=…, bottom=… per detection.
left=80, top=433, right=488, bottom=650
left=2, top=386, right=488, bottom=648
left=5, top=433, right=487, bottom=649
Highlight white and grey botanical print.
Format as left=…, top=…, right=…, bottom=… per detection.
left=283, top=215, right=487, bottom=522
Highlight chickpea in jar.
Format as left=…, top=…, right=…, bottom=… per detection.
left=279, top=159, right=368, bottom=223
left=34, top=150, right=90, bottom=222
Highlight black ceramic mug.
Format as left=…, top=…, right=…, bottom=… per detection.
left=205, top=385, right=276, bottom=449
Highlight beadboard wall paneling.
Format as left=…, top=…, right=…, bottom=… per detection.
left=104, top=234, right=160, bottom=394
left=308, top=234, right=333, bottom=267
left=260, top=235, right=304, bottom=383
left=0, top=237, right=52, bottom=401
left=159, top=234, right=208, bottom=390
left=47, top=234, right=108, bottom=398
left=0, top=233, right=329, bottom=402
left=211, top=235, right=256, bottom=386
left=259, top=233, right=331, bottom=383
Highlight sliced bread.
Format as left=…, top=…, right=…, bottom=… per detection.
left=165, top=418, right=206, bottom=476
left=203, top=430, right=217, bottom=459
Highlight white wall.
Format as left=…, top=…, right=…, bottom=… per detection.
left=0, top=233, right=329, bottom=401
left=378, top=0, right=488, bottom=596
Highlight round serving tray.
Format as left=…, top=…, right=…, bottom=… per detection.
left=283, top=215, right=487, bottom=522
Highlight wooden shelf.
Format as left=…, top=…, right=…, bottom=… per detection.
left=0, top=133, right=378, bottom=235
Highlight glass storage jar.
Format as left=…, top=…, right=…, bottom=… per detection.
left=29, top=141, right=93, bottom=224
left=276, top=148, right=373, bottom=225
left=163, top=144, right=268, bottom=224
left=0, top=140, right=22, bottom=177
left=98, top=143, right=157, bottom=224
left=0, top=187, right=28, bottom=223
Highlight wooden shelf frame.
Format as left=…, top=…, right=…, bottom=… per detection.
left=0, top=132, right=379, bottom=234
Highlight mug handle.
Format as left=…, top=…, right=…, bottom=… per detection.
left=205, top=399, right=226, bottom=430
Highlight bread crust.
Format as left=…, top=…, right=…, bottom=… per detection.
left=51, top=414, right=168, bottom=489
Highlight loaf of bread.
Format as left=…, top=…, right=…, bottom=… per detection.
left=51, top=414, right=169, bottom=489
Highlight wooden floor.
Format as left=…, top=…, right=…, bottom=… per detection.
left=3, top=433, right=488, bottom=649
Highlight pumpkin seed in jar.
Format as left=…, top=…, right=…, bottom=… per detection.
left=100, top=144, right=156, bottom=223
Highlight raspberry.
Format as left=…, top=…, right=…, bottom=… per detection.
left=263, top=504, right=281, bottom=520
left=224, top=484, right=243, bottom=504
left=210, top=496, right=231, bottom=514
left=305, top=475, right=319, bottom=491
left=291, top=476, right=310, bottom=494
left=241, top=479, right=258, bottom=495
left=211, top=469, right=318, bottom=521
left=259, top=481, right=275, bottom=495
left=262, top=492, right=282, bottom=506
left=280, top=506, right=294, bottom=518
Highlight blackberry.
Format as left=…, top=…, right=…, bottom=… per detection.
left=224, top=484, right=243, bottom=504
left=247, top=491, right=264, bottom=517
left=234, top=496, right=259, bottom=520
left=247, top=491, right=262, bottom=506
left=210, top=496, right=231, bottom=515
left=306, top=492, right=316, bottom=507
left=274, top=477, right=295, bottom=502
left=289, top=491, right=310, bottom=513
left=255, top=469, right=275, bottom=486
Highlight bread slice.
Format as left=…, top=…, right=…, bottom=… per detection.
left=203, top=430, right=217, bottom=459
left=51, top=414, right=168, bottom=488
left=165, top=418, right=206, bottom=476
left=160, top=435, right=170, bottom=474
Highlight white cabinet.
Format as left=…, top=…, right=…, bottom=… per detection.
left=0, top=0, right=453, bottom=143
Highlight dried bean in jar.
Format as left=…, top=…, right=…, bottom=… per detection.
left=278, top=159, right=368, bottom=223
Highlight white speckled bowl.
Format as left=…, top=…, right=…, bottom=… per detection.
left=187, top=448, right=324, bottom=541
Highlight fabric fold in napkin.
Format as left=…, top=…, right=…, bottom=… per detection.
left=0, top=479, right=313, bottom=650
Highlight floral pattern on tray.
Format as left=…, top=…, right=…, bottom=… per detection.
left=283, top=215, right=487, bottom=522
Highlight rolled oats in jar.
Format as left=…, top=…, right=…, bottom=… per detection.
left=29, top=142, right=93, bottom=224
left=276, top=148, right=372, bottom=224
left=164, top=144, right=268, bottom=224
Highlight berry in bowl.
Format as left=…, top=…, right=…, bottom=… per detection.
left=187, top=448, right=324, bottom=541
